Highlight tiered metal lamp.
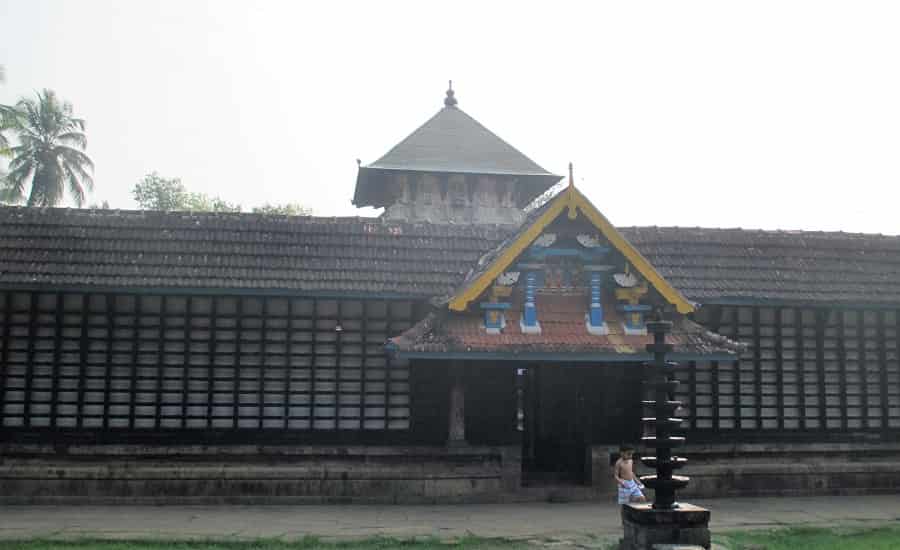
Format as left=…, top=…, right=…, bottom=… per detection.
left=640, top=316, right=689, bottom=509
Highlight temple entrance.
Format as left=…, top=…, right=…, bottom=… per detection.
left=521, top=364, right=589, bottom=484
left=519, top=363, right=642, bottom=486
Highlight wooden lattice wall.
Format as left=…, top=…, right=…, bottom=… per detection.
left=675, top=305, right=900, bottom=438
left=4, top=292, right=900, bottom=443
left=0, top=291, right=415, bottom=438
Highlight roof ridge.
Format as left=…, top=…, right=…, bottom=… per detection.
left=620, top=225, right=900, bottom=239
left=5, top=207, right=900, bottom=239
left=0, top=205, right=509, bottom=226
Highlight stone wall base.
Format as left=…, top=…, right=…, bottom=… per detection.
left=619, top=503, right=710, bottom=550
left=678, top=442, right=900, bottom=497
left=591, top=442, right=900, bottom=498
left=0, top=443, right=521, bottom=504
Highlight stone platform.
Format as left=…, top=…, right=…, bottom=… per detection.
left=620, top=503, right=711, bottom=550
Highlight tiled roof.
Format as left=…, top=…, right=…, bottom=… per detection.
left=367, top=104, right=557, bottom=177
left=389, top=292, right=743, bottom=358
left=619, top=226, right=900, bottom=306
left=353, top=101, right=561, bottom=208
left=0, top=207, right=508, bottom=297
left=2, top=207, right=900, bottom=307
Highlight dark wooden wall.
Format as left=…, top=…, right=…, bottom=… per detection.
left=465, top=363, right=519, bottom=445
left=408, top=362, right=450, bottom=444
left=0, top=290, right=419, bottom=443
left=3, top=291, right=900, bottom=446
left=408, top=362, right=520, bottom=445
left=676, top=305, right=900, bottom=440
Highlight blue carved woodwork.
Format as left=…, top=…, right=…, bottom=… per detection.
left=524, top=246, right=611, bottom=262
left=589, top=271, right=604, bottom=326
left=583, top=264, right=613, bottom=335
left=480, top=302, right=511, bottom=332
left=619, top=303, right=652, bottom=331
left=523, top=271, right=538, bottom=327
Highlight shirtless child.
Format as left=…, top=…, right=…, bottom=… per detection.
left=613, top=445, right=646, bottom=504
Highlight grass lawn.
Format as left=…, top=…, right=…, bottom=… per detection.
left=715, top=525, right=900, bottom=550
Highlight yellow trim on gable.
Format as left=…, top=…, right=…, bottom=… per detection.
left=448, top=192, right=569, bottom=311
left=570, top=187, right=694, bottom=314
left=447, top=185, right=695, bottom=314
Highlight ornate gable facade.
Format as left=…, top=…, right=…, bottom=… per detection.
left=389, top=178, right=741, bottom=361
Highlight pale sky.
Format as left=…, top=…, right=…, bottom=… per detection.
left=2, top=1, right=899, bottom=234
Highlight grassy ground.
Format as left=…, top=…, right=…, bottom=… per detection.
left=2, top=527, right=900, bottom=550
left=714, top=526, right=900, bottom=550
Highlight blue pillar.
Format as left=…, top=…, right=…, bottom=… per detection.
left=584, top=264, right=613, bottom=336
left=520, top=268, right=542, bottom=334
left=589, top=271, right=604, bottom=326
left=585, top=265, right=612, bottom=335
left=524, top=271, right=537, bottom=326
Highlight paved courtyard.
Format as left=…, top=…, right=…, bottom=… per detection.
left=1, top=495, right=899, bottom=543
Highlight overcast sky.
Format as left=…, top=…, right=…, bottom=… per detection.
left=2, top=1, right=899, bottom=234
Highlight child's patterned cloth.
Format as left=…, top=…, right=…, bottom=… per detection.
left=617, top=479, right=645, bottom=504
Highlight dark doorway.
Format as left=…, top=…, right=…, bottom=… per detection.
left=520, top=363, right=642, bottom=485
left=521, top=364, right=589, bottom=484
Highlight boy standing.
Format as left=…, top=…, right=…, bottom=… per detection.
left=613, top=445, right=646, bottom=505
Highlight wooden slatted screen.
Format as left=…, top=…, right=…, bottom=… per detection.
left=0, top=291, right=413, bottom=432
left=683, top=305, right=900, bottom=436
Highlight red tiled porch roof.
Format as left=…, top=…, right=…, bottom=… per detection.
left=389, top=291, right=742, bottom=359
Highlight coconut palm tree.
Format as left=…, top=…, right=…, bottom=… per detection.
left=0, top=94, right=14, bottom=203
left=5, top=89, right=94, bottom=206
left=0, top=100, right=13, bottom=157
left=0, top=65, right=16, bottom=203
left=0, top=65, right=8, bottom=155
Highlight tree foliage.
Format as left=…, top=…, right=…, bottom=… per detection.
left=0, top=65, right=14, bottom=160
left=3, top=89, right=94, bottom=207
left=251, top=202, right=312, bottom=216
left=0, top=170, right=14, bottom=205
left=0, top=68, right=9, bottom=203
left=133, top=172, right=311, bottom=215
left=0, top=106, right=12, bottom=157
left=132, top=172, right=240, bottom=212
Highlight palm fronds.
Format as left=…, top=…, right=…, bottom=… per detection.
left=3, top=89, right=93, bottom=207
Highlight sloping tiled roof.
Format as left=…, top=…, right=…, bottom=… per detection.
left=2, top=207, right=900, bottom=307
left=619, top=226, right=900, bottom=306
left=0, top=207, right=508, bottom=297
left=389, top=292, right=742, bottom=359
left=353, top=99, right=561, bottom=208
left=367, top=104, right=556, bottom=176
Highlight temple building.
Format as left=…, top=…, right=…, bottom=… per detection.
left=1, top=86, right=899, bottom=502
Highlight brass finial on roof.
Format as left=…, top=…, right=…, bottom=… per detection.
left=444, top=80, right=458, bottom=107
left=568, top=162, right=574, bottom=187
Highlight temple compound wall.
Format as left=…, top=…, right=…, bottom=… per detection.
left=2, top=289, right=900, bottom=502
left=0, top=290, right=524, bottom=502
